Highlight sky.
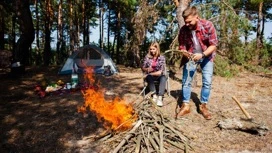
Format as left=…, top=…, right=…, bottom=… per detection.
left=263, top=22, right=272, bottom=40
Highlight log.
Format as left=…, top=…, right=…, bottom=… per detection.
left=112, top=120, right=143, bottom=153
left=165, top=139, right=184, bottom=150
left=217, top=118, right=269, bottom=136
left=135, top=135, right=142, bottom=153
left=141, top=123, right=151, bottom=153
left=159, top=126, right=164, bottom=152
left=232, top=96, right=252, bottom=119
left=163, top=122, right=188, bottom=142
left=149, top=135, right=159, bottom=152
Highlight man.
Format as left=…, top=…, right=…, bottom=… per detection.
left=177, top=6, right=218, bottom=120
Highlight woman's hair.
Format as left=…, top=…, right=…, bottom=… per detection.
left=147, top=42, right=161, bottom=58
left=182, top=6, right=198, bottom=19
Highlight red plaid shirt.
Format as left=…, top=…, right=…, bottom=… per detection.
left=178, top=19, right=218, bottom=61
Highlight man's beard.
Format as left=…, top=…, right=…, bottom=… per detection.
left=188, top=24, right=197, bottom=30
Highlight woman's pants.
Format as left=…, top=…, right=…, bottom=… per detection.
left=146, top=75, right=166, bottom=96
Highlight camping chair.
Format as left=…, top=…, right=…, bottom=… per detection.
left=141, top=63, right=170, bottom=97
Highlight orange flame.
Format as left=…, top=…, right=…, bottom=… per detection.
left=78, top=67, right=137, bottom=131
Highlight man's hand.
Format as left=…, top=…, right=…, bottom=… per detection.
left=191, top=53, right=203, bottom=61
left=180, top=50, right=192, bottom=59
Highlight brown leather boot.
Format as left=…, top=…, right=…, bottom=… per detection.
left=200, top=103, right=212, bottom=120
left=176, top=103, right=190, bottom=118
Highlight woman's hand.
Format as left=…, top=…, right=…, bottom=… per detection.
left=146, top=67, right=153, bottom=73
left=150, top=70, right=163, bottom=76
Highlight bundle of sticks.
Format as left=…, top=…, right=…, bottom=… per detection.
left=98, top=94, right=192, bottom=153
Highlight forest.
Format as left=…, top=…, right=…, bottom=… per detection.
left=0, top=0, right=271, bottom=76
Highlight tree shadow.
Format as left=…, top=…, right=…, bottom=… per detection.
left=170, top=90, right=182, bottom=115
left=169, top=70, right=182, bottom=82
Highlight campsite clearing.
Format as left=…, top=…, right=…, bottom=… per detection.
left=0, top=65, right=272, bottom=152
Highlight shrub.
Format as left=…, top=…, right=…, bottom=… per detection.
left=214, top=55, right=240, bottom=78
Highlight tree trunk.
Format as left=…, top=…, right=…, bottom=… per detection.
left=0, top=10, right=4, bottom=50
left=107, top=1, right=111, bottom=54
left=244, top=13, right=249, bottom=46
left=57, top=0, right=63, bottom=64
left=175, top=0, right=192, bottom=29
left=220, top=5, right=228, bottom=52
left=35, top=0, right=41, bottom=65
left=86, top=19, right=90, bottom=45
left=14, top=0, right=35, bottom=66
left=82, top=0, right=86, bottom=45
left=261, top=13, right=265, bottom=40
left=255, top=1, right=264, bottom=64
left=75, top=10, right=80, bottom=49
left=101, top=9, right=104, bottom=49
left=112, top=34, right=116, bottom=59
left=256, top=2, right=263, bottom=49
left=69, top=0, right=74, bottom=54
left=82, top=0, right=90, bottom=46
left=99, top=0, right=104, bottom=49
left=12, top=15, right=16, bottom=54
left=43, top=0, right=52, bottom=66
left=116, top=10, right=121, bottom=64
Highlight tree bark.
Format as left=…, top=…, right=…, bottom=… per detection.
left=116, top=10, right=121, bottom=64
left=14, top=0, right=35, bottom=66
left=12, top=15, right=16, bottom=54
left=69, top=0, right=74, bottom=54
left=35, top=0, right=41, bottom=65
left=57, top=0, right=63, bottom=64
left=256, top=2, right=263, bottom=49
left=0, top=9, right=4, bottom=50
left=175, top=0, right=192, bottom=29
left=82, top=0, right=90, bottom=46
left=99, top=0, right=104, bottom=49
left=255, top=1, right=264, bottom=64
left=75, top=9, right=80, bottom=49
left=220, top=5, right=228, bottom=52
left=43, top=0, right=52, bottom=66
left=107, top=1, right=111, bottom=54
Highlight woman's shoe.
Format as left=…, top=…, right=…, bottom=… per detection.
left=157, top=96, right=163, bottom=107
left=152, top=94, right=158, bottom=102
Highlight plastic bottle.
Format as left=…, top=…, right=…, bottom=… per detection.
left=71, top=69, right=78, bottom=88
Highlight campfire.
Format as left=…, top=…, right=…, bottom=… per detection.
left=78, top=67, right=137, bottom=131
left=77, top=67, right=191, bottom=152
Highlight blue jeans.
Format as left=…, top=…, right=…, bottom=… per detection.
left=146, top=75, right=166, bottom=96
left=181, top=57, right=214, bottom=103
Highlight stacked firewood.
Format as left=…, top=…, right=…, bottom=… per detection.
left=99, top=93, right=192, bottom=153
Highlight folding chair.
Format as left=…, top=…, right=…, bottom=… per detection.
left=141, top=64, right=170, bottom=97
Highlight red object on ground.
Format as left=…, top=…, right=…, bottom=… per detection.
left=38, top=91, right=46, bottom=98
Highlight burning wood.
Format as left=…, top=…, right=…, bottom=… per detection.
left=97, top=94, right=192, bottom=153
left=78, top=68, right=137, bottom=131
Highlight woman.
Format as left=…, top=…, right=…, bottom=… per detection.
left=142, top=42, right=166, bottom=107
